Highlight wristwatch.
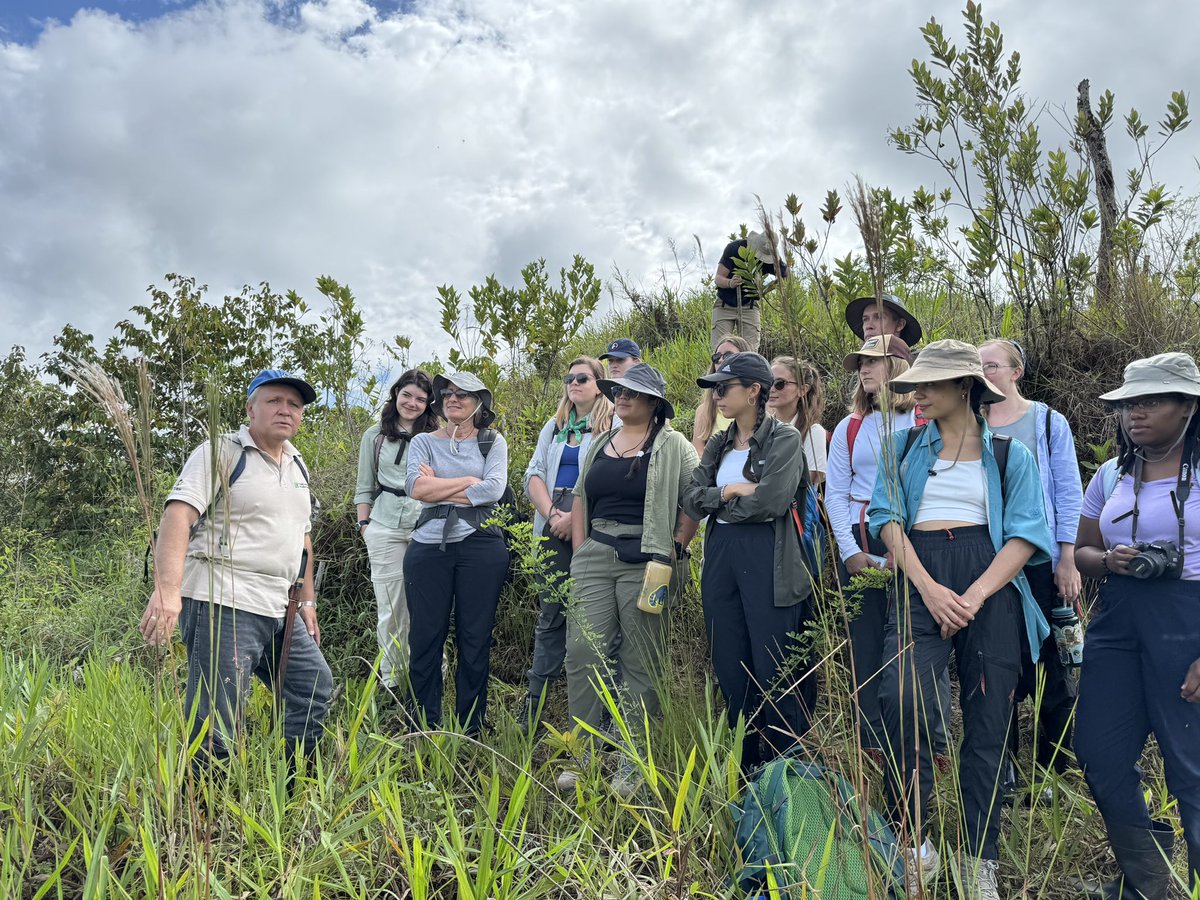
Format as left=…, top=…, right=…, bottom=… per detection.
left=358, top=519, right=371, bottom=530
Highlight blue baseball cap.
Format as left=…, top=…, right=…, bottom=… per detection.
left=600, top=338, right=642, bottom=361
left=247, top=369, right=317, bottom=405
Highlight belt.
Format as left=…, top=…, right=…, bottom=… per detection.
left=415, top=503, right=496, bottom=551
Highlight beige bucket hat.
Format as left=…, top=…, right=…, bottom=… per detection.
left=1099, top=352, right=1200, bottom=403
left=888, top=339, right=1006, bottom=404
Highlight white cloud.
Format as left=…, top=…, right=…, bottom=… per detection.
left=0, top=0, right=1195, bottom=369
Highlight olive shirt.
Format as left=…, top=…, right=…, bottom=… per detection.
left=683, top=416, right=813, bottom=608
left=573, top=425, right=699, bottom=561
left=353, top=424, right=424, bottom=537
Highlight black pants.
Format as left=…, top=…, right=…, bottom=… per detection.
left=880, top=526, right=1022, bottom=860
left=404, top=531, right=510, bottom=734
left=1076, top=576, right=1200, bottom=885
left=1008, top=561, right=1078, bottom=772
left=702, top=520, right=814, bottom=770
left=526, top=511, right=573, bottom=701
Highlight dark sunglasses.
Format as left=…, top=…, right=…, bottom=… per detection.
left=610, top=386, right=643, bottom=400
left=771, top=379, right=797, bottom=391
left=711, top=349, right=735, bottom=365
left=713, top=381, right=750, bottom=398
left=440, top=389, right=474, bottom=400
left=563, top=373, right=593, bottom=385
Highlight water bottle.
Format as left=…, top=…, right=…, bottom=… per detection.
left=637, top=559, right=672, bottom=615
left=1051, top=605, right=1083, bottom=668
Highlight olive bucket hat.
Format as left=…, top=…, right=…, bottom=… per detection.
left=1099, top=352, right=1200, bottom=403
left=430, top=371, right=497, bottom=427
left=598, top=362, right=675, bottom=419
left=844, top=293, right=924, bottom=347
left=888, top=339, right=1006, bottom=404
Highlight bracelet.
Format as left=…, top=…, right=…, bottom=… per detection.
left=358, top=519, right=371, bottom=529
left=719, top=484, right=727, bottom=503
left=1100, top=549, right=1112, bottom=575
left=300, top=600, right=317, bottom=609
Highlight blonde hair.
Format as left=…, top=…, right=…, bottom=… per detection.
left=851, top=356, right=918, bottom=416
left=770, top=356, right=825, bottom=434
left=694, top=335, right=752, bottom=444
left=554, top=356, right=613, bottom=433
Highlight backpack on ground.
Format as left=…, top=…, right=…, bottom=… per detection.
left=731, top=756, right=905, bottom=899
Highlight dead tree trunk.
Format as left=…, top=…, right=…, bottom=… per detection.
left=1078, top=79, right=1117, bottom=306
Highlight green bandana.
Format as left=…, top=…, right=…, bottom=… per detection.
left=556, top=408, right=591, bottom=444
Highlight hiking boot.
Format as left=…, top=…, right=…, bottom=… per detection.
left=957, top=856, right=1000, bottom=900
left=905, top=841, right=941, bottom=898
left=611, top=757, right=642, bottom=799
left=516, top=694, right=538, bottom=736
left=555, top=751, right=591, bottom=792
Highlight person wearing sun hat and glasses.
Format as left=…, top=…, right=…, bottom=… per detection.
left=866, top=340, right=1052, bottom=899
left=403, top=371, right=510, bottom=737
left=1073, top=352, right=1200, bottom=899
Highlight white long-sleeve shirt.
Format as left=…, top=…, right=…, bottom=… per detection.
left=826, top=408, right=918, bottom=562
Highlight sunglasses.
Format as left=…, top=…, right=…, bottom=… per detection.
left=610, top=386, right=644, bottom=400
left=440, top=389, right=474, bottom=400
left=711, top=350, right=735, bottom=365
left=713, top=382, right=750, bottom=398
left=771, top=379, right=797, bottom=391
left=1113, top=395, right=1173, bottom=413
left=563, top=373, right=593, bottom=385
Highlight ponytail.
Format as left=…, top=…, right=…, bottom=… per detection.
left=741, top=383, right=770, bottom=483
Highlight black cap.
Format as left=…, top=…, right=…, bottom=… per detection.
left=599, top=338, right=642, bottom=360
left=696, top=352, right=774, bottom=389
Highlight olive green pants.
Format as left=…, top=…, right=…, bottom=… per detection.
left=565, top=523, right=669, bottom=732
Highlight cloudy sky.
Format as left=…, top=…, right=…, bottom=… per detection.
left=1, top=0, right=1195, bottom=367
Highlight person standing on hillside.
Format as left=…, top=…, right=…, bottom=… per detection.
left=712, top=231, right=787, bottom=352
left=139, top=369, right=332, bottom=783
left=601, top=339, right=642, bottom=429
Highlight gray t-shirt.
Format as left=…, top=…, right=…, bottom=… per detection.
left=991, top=404, right=1038, bottom=459
left=405, top=431, right=508, bottom=545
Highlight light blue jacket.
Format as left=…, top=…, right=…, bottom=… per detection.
left=867, top=417, right=1054, bottom=660
left=1019, top=401, right=1083, bottom=569
left=522, top=417, right=598, bottom=539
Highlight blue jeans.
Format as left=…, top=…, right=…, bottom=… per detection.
left=180, top=597, right=333, bottom=764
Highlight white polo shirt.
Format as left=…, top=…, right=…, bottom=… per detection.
left=168, top=426, right=313, bottom=617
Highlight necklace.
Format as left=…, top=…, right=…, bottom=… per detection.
left=732, top=427, right=753, bottom=450
left=927, top=428, right=969, bottom=477
left=445, top=422, right=476, bottom=453
left=610, top=430, right=649, bottom=458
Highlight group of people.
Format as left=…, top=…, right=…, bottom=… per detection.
left=140, top=274, right=1200, bottom=898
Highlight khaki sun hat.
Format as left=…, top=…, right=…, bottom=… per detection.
left=888, top=339, right=1006, bottom=404
left=1099, top=352, right=1200, bottom=403
left=843, top=334, right=915, bottom=372
left=746, top=231, right=776, bottom=264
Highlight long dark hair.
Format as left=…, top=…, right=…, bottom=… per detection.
left=381, top=369, right=439, bottom=439
left=626, top=398, right=668, bottom=480
left=740, top=381, right=770, bottom=482
left=1114, top=393, right=1200, bottom=477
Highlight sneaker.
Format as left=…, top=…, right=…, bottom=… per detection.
left=905, top=841, right=941, bottom=898
left=611, top=757, right=642, bottom=799
left=555, top=751, right=590, bottom=792
left=957, top=856, right=1000, bottom=900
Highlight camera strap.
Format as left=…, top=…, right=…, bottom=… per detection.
left=1128, top=453, right=1191, bottom=552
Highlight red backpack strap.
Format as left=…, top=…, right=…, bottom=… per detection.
left=913, top=405, right=928, bottom=427
left=845, top=412, right=865, bottom=474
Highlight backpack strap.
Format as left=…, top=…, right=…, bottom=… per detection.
left=371, top=431, right=411, bottom=500
left=478, top=427, right=497, bottom=459
left=898, top=424, right=1011, bottom=493
left=845, top=412, right=865, bottom=475
left=1098, top=457, right=1121, bottom=503
left=1044, top=404, right=1054, bottom=463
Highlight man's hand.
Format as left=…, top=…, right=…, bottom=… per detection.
left=140, top=588, right=182, bottom=647
left=300, top=606, right=321, bottom=647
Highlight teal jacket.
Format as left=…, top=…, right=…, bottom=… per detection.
left=867, top=417, right=1053, bottom=660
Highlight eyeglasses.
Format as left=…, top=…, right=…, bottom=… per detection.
left=610, top=386, right=643, bottom=400
left=1113, top=396, right=1173, bottom=413
left=982, top=363, right=1016, bottom=373
left=563, top=374, right=593, bottom=385
left=713, top=382, right=750, bottom=398
left=711, top=350, right=734, bottom=365
left=440, top=389, right=474, bottom=400
left=771, top=379, right=797, bottom=391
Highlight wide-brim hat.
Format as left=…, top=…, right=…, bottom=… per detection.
left=696, top=351, right=774, bottom=389
left=843, top=334, right=914, bottom=372
left=431, top=371, right=497, bottom=427
left=888, top=339, right=1006, bottom=404
left=247, top=369, right=317, bottom=405
left=746, top=231, right=776, bottom=264
left=844, top=293, right=923, bottom=346
left=598, top=362, right=675, bottom=419
left=1099, top=352, right=1200, bottom=403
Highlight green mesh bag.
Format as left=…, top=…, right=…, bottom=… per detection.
left=731, top=757, right=905, bottom=899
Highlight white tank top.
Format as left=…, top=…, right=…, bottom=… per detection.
left=914, top=458, right=988, bottom=525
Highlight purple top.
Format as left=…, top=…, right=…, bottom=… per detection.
left=1081, top=468, right=1200, bottom=581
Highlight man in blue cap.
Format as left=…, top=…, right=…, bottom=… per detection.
left=600, top=339, right=643, bottom=428
left=139, top=369, right=332, bottom=785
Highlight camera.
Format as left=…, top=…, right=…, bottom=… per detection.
left=1127, top=541, right=1184, bottom=580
